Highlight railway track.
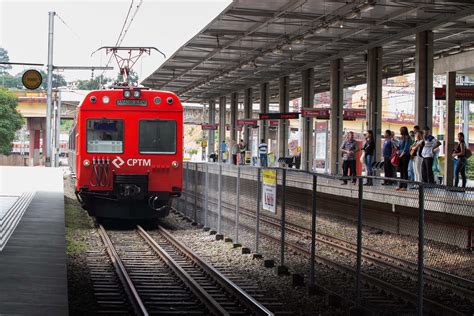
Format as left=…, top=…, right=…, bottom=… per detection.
left=180, top=193, right=473, bottom=315
left=93, top=223, right=275, bottom=315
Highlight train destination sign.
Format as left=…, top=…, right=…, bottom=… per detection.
left=259, top=112, right=300, bottom=120
left=343, top=108, right=366, bottom=120
left=237, top=119, right=258, bottom=126
left=116, top=99, right=147, bottom=106
left=201, top=124, right=218, bottom=130
left=22, top=69, right=42, bottom=90
left=435, top=86, right=474, bottom=101
left=301, top=108, right=330, bottom=119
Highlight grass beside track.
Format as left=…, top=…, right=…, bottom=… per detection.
left=64, top=196, right=94, bottom=255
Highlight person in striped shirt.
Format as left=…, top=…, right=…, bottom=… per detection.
left=259, top=139, right=268, bottom=167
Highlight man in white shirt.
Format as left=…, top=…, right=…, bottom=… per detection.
left=258, top=139, right=268, bottom=167
left=421, top=126, right=441, bottom=183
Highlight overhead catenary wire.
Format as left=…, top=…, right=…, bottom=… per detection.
left=55, top=13, right=81, bottom=40
left=99, top=0, right=135, bottom=79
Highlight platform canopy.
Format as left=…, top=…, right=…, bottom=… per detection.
left=142, top=0, right=474, bottom=103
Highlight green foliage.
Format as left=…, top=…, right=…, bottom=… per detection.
left=0, top=73, right=23, bottom=89
left=76, top=75, right=112, bottom=90
left=0, top=47, right=11, bottom=74
left=61, top=119, right=74, bottom=132
left=116, top=69, right=139, bottom=84
left=188, top=148, right=198, bottom=156
left=466, top=155, right=474, bottom=180
left=0, top=88, right=23, bottom=154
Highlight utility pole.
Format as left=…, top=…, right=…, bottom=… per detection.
left=45, top=11, right=55, bottom=167
left=54, top=91, right=62, bottom=167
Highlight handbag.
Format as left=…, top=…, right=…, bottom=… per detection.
left=390, top=150, right=400, bottom=167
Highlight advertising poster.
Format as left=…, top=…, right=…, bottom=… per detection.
left=262, top=169, right=277, bottom=213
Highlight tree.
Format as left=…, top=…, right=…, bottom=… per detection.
left=116, top=69, right=139, bottom=84
left=0, top=47, right=12, bottom=75
left=37, top=70, right=67, bottom=89
left=76, top=75, right=112, bottom=90
left=0, top=88, right=23, bottom=154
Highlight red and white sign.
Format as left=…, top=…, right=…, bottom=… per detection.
left=237, top=119, right=258, bottom=126
left=301, top=108, right=330, bottom=119
left=343, top=108, right=366, bottom=120
left=201, top=124, right=218, bottom=130
left=269, top=120, right=279, bottom=127
left=435, top=86, right=474, bottom=101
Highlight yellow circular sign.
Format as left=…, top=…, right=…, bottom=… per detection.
left=22, top=69, right=43, bottom=90
left=201, top=140, right=208, bottom=148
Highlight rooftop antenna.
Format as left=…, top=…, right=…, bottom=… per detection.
left=92, top=46, right=165, bottom=84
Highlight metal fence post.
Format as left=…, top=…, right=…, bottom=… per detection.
left=217, top=163, right=222, bottom=234
left=355, top=178, right=363, bottom=306
left=194, top=163, right=198, bottom=221
left=204, top=163, right=209, bottom=228
left=278, top=168, right=287, bottom=274
left=235, top=165, right=241, bottom=244
left=256, top=168, right=261, bottom=253
left=309, top=174, right=317, bottom=289
left=184, top=162, right=188, bottom=216
left=417, top=184, right=425, bottom=316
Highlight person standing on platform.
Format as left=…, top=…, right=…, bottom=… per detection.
left=362, top=130, right=375, bottom=186
left=220, top=140, right=228, bottom=163
left=238, top=139, right=246, bottom=165
left=231, top=140, right=238, bottom=165
left=340, top=131, right=358, bottom=185
left=259, top=139, right=268, bottom=167
left=421, top=126, right=441, bottom=184
left=452, top=132, right=467, bottom=188
left=410, top=131, right=424, bottom=184
left=382, top=129, right=394, bottom=185
left=408, top=130, right=416, bottom=181
left=396, top=126, right=411, bottom=191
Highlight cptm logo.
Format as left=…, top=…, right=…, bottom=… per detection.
left=112, top=156, right=150, bottom=168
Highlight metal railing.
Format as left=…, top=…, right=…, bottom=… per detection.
left=175, top=161, right=474, bottom=315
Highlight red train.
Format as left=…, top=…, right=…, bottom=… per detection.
left=69, top=87, right=183, bottom=219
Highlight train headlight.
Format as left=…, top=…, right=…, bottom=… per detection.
left=166, top=97, right=174, bottom=105
left=171, top=161, right=179, bottom=169
left=123, top=89, right=131, bottom=99
left=90, top=96, right=97, bottom=103
left=102, top=96, right=110, bottom=104
left=83, top=159, right=91, bottom=167
left=133, top=89, right=141, bottom=98
left=153, top=97, right=161, bottom=104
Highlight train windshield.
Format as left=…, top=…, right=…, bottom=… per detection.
left=86, top=119, right=124, bottom=153
left=139, top=120, right=176, bottom=154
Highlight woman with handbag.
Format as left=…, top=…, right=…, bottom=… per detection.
left=453, top=132, right=467, bottom=188
left=410, top=131, right=424, bottom=184
left=396, top=126, right=411, bottom=191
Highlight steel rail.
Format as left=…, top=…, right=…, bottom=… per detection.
left=136, top=225, right=230, bottom=316
left=97, top=224, right=149, bottom=316
left=153, top=224, right=274, bottom=316
left=196, top=190, right=474, bottom=298
left=181, top=195, right=465, bottom=315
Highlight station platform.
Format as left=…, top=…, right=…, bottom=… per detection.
left=0, top=166, right=68, bottom=315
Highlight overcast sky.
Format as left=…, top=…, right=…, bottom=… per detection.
left=0, top=0, right=231, bottom=82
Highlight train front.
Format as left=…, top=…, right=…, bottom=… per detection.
left=74, top=88, right=183, bottom=219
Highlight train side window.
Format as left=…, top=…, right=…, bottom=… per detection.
left=86, top=119, right=124, bottom=153
left=139, top=120, right=176, bottom=154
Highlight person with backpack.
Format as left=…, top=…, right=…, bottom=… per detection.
left=396, top=127, right=411, bottom=191
left=421, top=126, right=441, bottom=184
left=258, top=139, right=268, bottom=167
left=452, top=132, right=469, bottom=188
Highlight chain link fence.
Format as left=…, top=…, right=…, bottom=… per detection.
left=177, top=162, right=474, bottom=315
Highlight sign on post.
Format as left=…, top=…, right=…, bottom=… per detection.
left=201, top=124, right=218, bottom=130
left=22, top=69, right=43, bottom=90
left=262, top=169, right=277, bottom=213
